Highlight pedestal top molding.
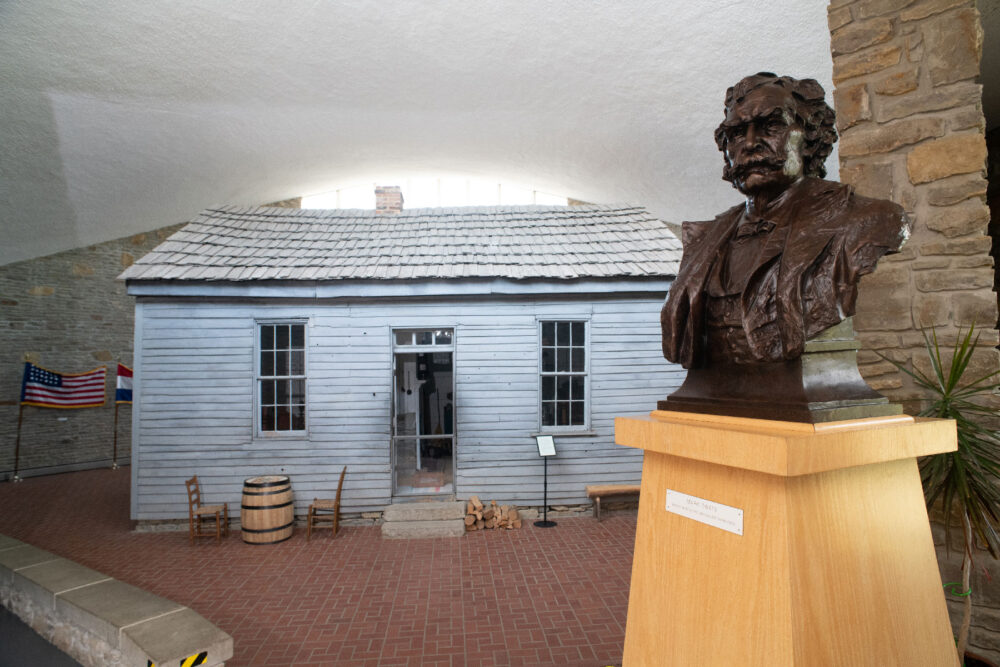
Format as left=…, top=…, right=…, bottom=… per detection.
left=615, top=411, right=956, bottom=477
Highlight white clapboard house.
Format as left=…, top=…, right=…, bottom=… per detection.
left=120, top=203, right=684, bottom=521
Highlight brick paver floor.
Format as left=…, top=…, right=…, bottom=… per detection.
left=0, top=469, right=635, bottom=666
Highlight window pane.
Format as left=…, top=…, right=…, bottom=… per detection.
left=276, top=406, right=291, bottom=431
left=417, top=331, right=433, bottom=345
left=261, top=325, right=274, bottom=350
left=276, top=325, right=289, bottom=349
left=557, top=348, right=570, bottom=372
left=557, top=376, right=570, bottom=400
left=291, top=325, right=304, bottom=348
left=261, top=405, right=275, bottom=431
left=542, top=348, right=555, bottom=373
left=276, top=379, right=289, bottom=404
left=291, top=350, right=305, bottom=375
left=542, top=376, right=555, bottom=401
left=261, top=380, right=275, bottom=405
left=261, top=351, right=274, bottom=376
left=542, top=402, right=555, bottom=426
left=572, top=322, right=585, bottom=346
left=557, top=402, right=570, bottom=426
left=571, top=375, right=585, bottom=399
left=291, top=405, right=306, bottom=431
left=275, top=351, right=289, bottom=376
left=291, top=379, right=305, bottom=404
left=571, top=348, right=585, bottom=372
left=557, top=322, right=570, bottom=346
left=571, top=401, right=584, bottom=425
left=395, top=331, right=412, bottom=345
left=541, top=322, right=555, bottom=347
left=435, top=330, right=452, bottom=345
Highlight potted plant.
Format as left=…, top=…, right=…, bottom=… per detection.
left=881, top=323, right=1000, bottom=664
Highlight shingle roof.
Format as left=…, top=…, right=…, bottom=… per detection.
left=120, top=204, right=681, bottom=282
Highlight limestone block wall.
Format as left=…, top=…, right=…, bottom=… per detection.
left=829, top=0, right=999, bottom=411
left=0, top=226, right=182, bottom=479
left=831, top=1, right=1000, bottom=661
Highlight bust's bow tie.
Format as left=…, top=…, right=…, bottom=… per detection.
left=736, top=217, right=776, bottom=238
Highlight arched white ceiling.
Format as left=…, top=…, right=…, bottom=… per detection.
left=0, top=0, right=834, bottom=265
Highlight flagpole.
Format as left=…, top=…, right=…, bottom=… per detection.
left=112, top=402, right=119, bottom=470
left=12, top=404, right=24, bottom=482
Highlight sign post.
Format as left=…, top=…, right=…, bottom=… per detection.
left=534, top=435, right=556, bottom=528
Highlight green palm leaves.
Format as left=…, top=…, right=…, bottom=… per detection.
left=882, top=324, right=1000, bottom=558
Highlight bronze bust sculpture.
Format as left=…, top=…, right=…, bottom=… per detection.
left=659, top=73, right=911, bottom=423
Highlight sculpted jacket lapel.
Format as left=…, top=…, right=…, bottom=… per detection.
left=773, top=179, right=850, bottom=358
left=661, top=204, right=743, bottom=368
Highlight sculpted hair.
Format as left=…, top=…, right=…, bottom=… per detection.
left=714, top=72, right=838, bottom=182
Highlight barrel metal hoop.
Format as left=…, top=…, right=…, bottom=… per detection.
left=241, top=500, right=293, bottom=511
left=244, top=477, right=290, bottom=488
left=241, top=488, right=290, bottom=497
left=243, top=533, right=294, bottom=544
left=240, top=522, right=294, bottom=533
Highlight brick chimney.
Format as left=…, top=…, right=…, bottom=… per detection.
left=375, top=185, right=404, bottom=214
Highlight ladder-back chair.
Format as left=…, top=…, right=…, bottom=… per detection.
left=307, top=466, right=347, bottom=541
left=185, top=475, right=230, bottom=544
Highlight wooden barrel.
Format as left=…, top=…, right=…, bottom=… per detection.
left=241, top=475, right=294, bottom=544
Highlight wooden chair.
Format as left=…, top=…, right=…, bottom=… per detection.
left=185, top=475, right=229, bottom=544
left=307, top=466, right=346, bottom=541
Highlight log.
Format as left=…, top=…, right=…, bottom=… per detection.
left=470, top=496, right=483, bottom=511
left=464, top=515, right=476, bottom=526
left=476, top=519, right=485, bottom=530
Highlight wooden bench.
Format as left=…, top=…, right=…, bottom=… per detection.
left=586, top=484, right=641, bottom=521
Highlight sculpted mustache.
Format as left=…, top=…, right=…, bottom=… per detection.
left=731, top=156, right=784, bottom=177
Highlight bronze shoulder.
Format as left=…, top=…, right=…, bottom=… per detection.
left=680, top=205, right=743, bottom=248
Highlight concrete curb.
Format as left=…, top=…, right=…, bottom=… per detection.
left=0, top=533, right=232, bottom=667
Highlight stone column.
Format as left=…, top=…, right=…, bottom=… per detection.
left=830, top=2, right=1000, bottom=659
left=829, top=0, right=998, bottom=411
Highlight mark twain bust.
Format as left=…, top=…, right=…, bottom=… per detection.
left=659, top=72, right=911, bottom=423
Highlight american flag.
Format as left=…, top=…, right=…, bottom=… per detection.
left=20, top=363, right=106, bottom=409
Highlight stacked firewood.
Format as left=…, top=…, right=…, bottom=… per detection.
left=464, top=496, right=522, bottom=531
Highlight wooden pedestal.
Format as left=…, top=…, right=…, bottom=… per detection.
left=615, top=411, right=959, bottom=666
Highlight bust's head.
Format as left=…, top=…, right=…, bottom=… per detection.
left=715, top=73, right=837, bottom=197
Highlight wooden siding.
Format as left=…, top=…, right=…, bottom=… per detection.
left=131, top=296, right=684, bottom=520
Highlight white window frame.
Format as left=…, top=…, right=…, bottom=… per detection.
left=255, top=319, right=308, bottom=438
left=537, top=319, right=590, bottom=432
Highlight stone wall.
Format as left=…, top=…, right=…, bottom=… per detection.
left=0, top=226, right=183, bottom=479
left=830, top=0, right=999, bottom=412
left=831, top=1, right=1000, bottom=661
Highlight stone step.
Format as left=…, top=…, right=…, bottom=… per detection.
left=382, top=500, right=465, bottom=523
left=381, top=519, right=466, bottom=539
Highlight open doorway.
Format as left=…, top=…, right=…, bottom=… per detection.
left=391, top=328, right=455, bottom=497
